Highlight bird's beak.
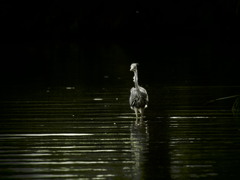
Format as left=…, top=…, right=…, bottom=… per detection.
left=130, top=67, right=133, bottom=71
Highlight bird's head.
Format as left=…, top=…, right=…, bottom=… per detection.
left=130, top=63, right=138, bottom=72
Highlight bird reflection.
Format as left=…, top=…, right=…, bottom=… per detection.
left=130, top=120, right=149, bottom=179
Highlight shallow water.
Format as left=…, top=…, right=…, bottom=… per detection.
left=0, top=85, right=240, bottom=179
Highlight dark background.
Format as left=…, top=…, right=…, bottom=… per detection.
left=1, top=0, right=240, bottom=87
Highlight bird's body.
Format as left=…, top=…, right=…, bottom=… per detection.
left=130, top=87, right=148, bottom=110
left=129, top=63, right=148, bottom=123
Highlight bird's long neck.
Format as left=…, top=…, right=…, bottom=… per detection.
left=134, top=70, right=139, bottom=89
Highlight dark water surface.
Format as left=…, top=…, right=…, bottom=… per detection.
left=1, top=85, right=240, bottom=179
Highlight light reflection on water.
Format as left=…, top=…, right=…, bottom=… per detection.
left=130, top=121, right=149, bottom=179
left=0, top=85, right=240, bottom=179
left=169, top=116, right=212, bottom=119
left=0, top=133, right=93, bottom=137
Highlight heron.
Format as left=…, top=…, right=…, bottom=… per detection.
left=129, top=63, right=149, bottom=123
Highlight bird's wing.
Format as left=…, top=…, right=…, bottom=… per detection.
left=139, top=87, right=149, bottom=103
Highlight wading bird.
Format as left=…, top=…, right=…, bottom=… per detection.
left=129, top=63, right=149, bottom=123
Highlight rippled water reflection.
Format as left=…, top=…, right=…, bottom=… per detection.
left=1, top=85, right=240, bottom=179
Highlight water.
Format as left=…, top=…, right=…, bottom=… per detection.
left=1, top=84, right=240, bottom=179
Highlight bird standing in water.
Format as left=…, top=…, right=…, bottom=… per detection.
left=129, top=63, right=149, bottom=124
